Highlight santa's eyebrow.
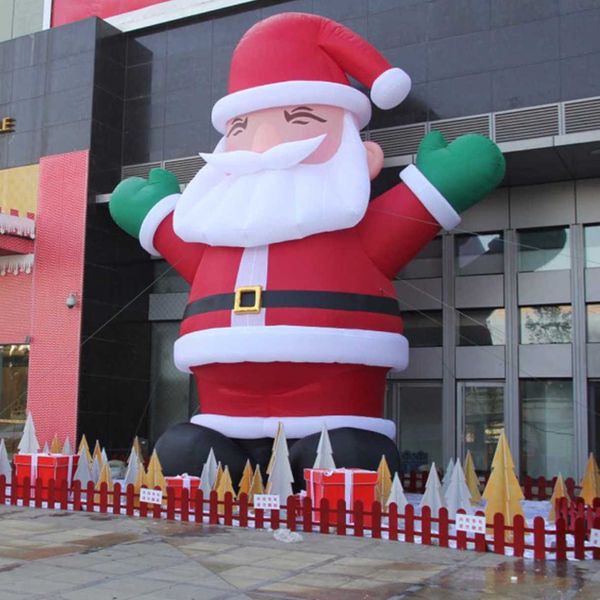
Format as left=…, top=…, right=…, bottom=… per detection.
left=284, top=109, right=327, bottom=123
left=226, top=116, right=248, bottom=135
left=289, top=106, right=314, bottom=113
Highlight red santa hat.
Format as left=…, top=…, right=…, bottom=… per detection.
left=212, top=12, right=411, bottom=133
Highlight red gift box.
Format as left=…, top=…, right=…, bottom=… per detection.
left=304, top=468, right=378, bottom=526
left=14, top=454, right=78, bottom=501
left=165, top=475, right=201, bottom=510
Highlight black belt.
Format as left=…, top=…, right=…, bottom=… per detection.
left=183, top=288, right=400, bottom=319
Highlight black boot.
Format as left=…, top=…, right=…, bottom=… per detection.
left=288, top=427, right=401, bottom=492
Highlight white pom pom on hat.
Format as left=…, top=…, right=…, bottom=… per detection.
left=371, top=67, right=412, bottom=110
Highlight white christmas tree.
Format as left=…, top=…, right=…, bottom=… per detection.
left=386, top=472, right=407, bottom=512
left=0, top=439, right=12, bottom=483
left=62, top=437, right=72, bottom=455
left=444, top=459, right=471, bottom=517
left=441, top=457, right=454, bottom=499
left=91, top=455, right=101, bottom=484
left=101, top=447, right=109, bottom=464
left=419, top=462, right=445, bottom=518
left=266, top=424, right=294, bottom=502
left=200, top=448, right=218, bottom=496
left=18, top=412, right=40, bottom=454
left=42, top=442, right=50, bottom=454
left=313, top=423, right=336, bottom=470
left=123, top=453, right=139, bottom=489
left=73, top=452, right=94, bottom=487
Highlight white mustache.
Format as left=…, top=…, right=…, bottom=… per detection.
left=199, top=134, right=326, bottom=176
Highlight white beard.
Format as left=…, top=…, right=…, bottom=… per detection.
left=173, top=113, right=371, bottom=248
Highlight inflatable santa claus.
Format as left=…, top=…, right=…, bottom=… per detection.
left=110, top=13, right=505, bottom=486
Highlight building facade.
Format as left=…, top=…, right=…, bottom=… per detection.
left=0, top=0, right=599, bottom=478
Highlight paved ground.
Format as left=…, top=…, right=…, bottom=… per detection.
left=0, top=505, right=598, bottom=599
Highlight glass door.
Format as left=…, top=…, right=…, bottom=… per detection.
left=0, top=344, right=29, bottom=455
left=457, top=381, right=504, bottom=472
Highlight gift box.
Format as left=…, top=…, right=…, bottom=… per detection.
left=165, top=475, right=201, bottom=510
left=304, top=468, right=377, bottom=526
left=14, top=454, right=78, bottom=501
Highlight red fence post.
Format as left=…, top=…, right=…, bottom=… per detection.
left=574, top=518, right=585, bottom=560
left=139, top=492, right=148, bottom=518
left=493, top=513, right=505, bottom=554
left=533, top=516, right=546, bottom=560
left=566, top=478, right=576, bottom=500
left=286, top=496, right=297, bottom=532
left=255, top=508, right=264, bottom=530
left=181, top=488, right=190, bottom=523
left=319, top=498, right=329, bottom=534
left=238, top=493, right=248, bottom=528
left=523, top=476, right=533, bottom=500
left=456, top=509, right=467, bottom=551
left=223, top=492, right=233, bottom=527
left=60, top=479, right=68, bottom=510
left=166, top=487, right=176, bottom=521
left=194, top=489, right=204, bottom=523
left=421, top=506, right=431, bottom=546
left=72, top=480, right=82, bottom=512
left=513, top=514, right=525, bottom=558
left=48, top=479, right=56, bottom=509
left=23, top=476, right=31, bottom=507
left=126, top=484, right=134, bottom=517
left=112, top=483, right=121, bottom=516
left=209, top=490, right=218, bottom=525
left=372, top=501, right=382, bottom=539
left=555, top=517, right=567, bottom=561
left=474, top=510, right=487, bottom=553
left=405, top=504, right=414, bottom=543
left=336, top=499, right=346, bottom=536
left=86, top=481, right=95, bottom=512
left=388, top=503, right=398, bottom=542
left=438, top=507, right=449, bottom=548
left=0, top=474, right=5, bottom=504
left=152, top=494, right=162, bottom=519
left=353, top=501, right=364, bottom=537
left=593, top=516, right=600, bottom=560
left=303, top=497, right=313, bottom=533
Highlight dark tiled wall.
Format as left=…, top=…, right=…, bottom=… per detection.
left=122, top=0, right=600, bottom=165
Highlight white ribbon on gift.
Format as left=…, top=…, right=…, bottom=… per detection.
left=67, top=454, right=73, bottom=489
left=30, top=453, right=38, bottom=483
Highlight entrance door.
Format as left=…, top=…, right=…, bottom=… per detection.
left=457, top=382, right=504, bottom=472
left=0, top=344, right=29, bottom=455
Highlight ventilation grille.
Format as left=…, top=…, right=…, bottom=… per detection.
left=121, top=162, right=161, bottom=179
left=430, top=115, right=491, bottom=142
left=494, top=105, right=559, bottom=143
left=164, top=156, right=206, bottom=185
left=369, top=123, right=427, bottom=157
left=564, top=97, right=600, bottom=134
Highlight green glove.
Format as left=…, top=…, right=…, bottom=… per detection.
left=109, top=168, right=180, bottom=238
left=415, top=131, right=505, bottom=213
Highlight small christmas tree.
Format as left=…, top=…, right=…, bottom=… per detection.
left=216, top=466, right=236, bottom=503
left=146, top=450, right=166, bottom=493
left=266, top=424, right=294, bottom=501
left=78, top=435, right=92, bottom=465
left=50, top=434, right=61, bottom=454
left=73, top=451, right=94, bottom=487
left=549, top=473, right=570, bottom=523
left=201, top=448, right=218, bottom=491
left=419, top=462, right=445, bottom=518
left=95, top=462, right=114, bottom=501
left=93, top=441, right=102, bottom=465
left=132, top=436, right=142, bottom=460
left=445, top=459, right=471, bottom=517
left=464, top=450, right=482, bottom=505
left=42, top=441, right=50, bottom=454
left=580, top=453, right=600, bottom=506
left=441, top=457, right=454, bottom=499
left=123, top=451, right=141, bottom=490
left=101, top=447, right=109, bottom=465
left=18, top=412, right=40, bottom=454
left=386, top=472, right=407, bottom=512
left=267, top=422, right=284, bottom=475
left=248, top=464, right=264, bottom=504
left=313, top=423, right=335, bottom=469
left=213, top=462, right=224, bottom=492
left=238, top=460, right=253, bottom=497
left=62, top=437, right=72, bottom=455
left=0, top=439, right=12, bottom=483
left=482, top=430, right=524, bottom=529
left=376, top=455, right=392, bottom=505
left=91, top=455, right=102, bottom=484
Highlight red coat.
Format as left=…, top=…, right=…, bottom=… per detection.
left=143, top=178, right=443, bottom=377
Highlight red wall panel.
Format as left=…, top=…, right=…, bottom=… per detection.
left=0, top=275, right=32, bottom=343
left=27, top=151, right=89, bottom=447
left=52, top=0, right=168, bottom=26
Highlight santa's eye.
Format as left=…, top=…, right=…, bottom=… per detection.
left=284, top=108, right=327, bottom=124
left=227, top=117, right=248, bottom=137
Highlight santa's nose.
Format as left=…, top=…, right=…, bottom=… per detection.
left=251, top=122, right=280, bottom=152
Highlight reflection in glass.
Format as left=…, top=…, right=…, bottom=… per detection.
left=0, top=344, right=29, bottom=456
left=589, top=380, right=600, bottom=460
left=520, top=380, right=573, bottom=478
left=518, top=227, right=570, bottom=272
left=520, top=305, right=572, bottom=344
left=402, top=311, right=443, bottom=347
left=386, top=382, right=443, bottom=470
left=588, top=305, right=600, bottom=343
left=585, top=225, right=600, bottom=268
left=397, top=237, right=442, bottom=279
left=458, top=308, right=506, bottom=346
left=455, top=233, right=504, bottom=276
left=462, top=384, right=504, bottom=472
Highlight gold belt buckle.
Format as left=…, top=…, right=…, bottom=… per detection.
left=233, top=285, right=263, bottom=314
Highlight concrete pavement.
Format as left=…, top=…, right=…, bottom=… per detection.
left=0, top=504, right=598, bottom=599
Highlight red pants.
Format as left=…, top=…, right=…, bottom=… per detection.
left=192, top=362, right=388, bottom=418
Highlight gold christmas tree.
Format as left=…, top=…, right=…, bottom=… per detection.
left=50, top=434, right=61, bottom=454
left=93, top=440, right=103, bottom=465
left=579, top=453, right=600, bottom=506
left=548, top=473, right=570, bottom=523
left=248, top=464, right=264, bottom=504
left=238, top=460, right=253, bottom=497
left=78, top=435, right=93, bottom=465
left=145, top=450, right=166, bottom=493
left=267, top=423, right=284, bottom=475
left=133, top=436, right=142, bottom=458
left=376, top=455, right=392, bottom=505
left=482, top=430, right=524, bottom=531
left=216, top=466, right=236, bottom=503
left=94, top=462, right=114, bottom=502
left=212, top=462, right=224, bottom=492
left=464, top=450, right=482, bottom=505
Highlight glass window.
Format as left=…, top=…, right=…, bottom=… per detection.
left=0, top=344, right=29, bottom=456
left=589, top=380, right=600, bottom=460
left=396, top=237, right=442, bottom=280
left=386, top=382, right=443, bottom=469
left=402, top=310, right=443, bottom=347
left=585, top=225, right=600, bottom=269
left=520, top=380, right=573, bottom=478
left=458, top=308, right=506, bottom=346
left=518, top=226, right=570, bottom=272
left=588, top=304, right=600, bottom=343
left=520, top=305, right=572, bottom=344
left=461, top=384, right=504, bottom=472
left=455, top=232, right=504, bottom=276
